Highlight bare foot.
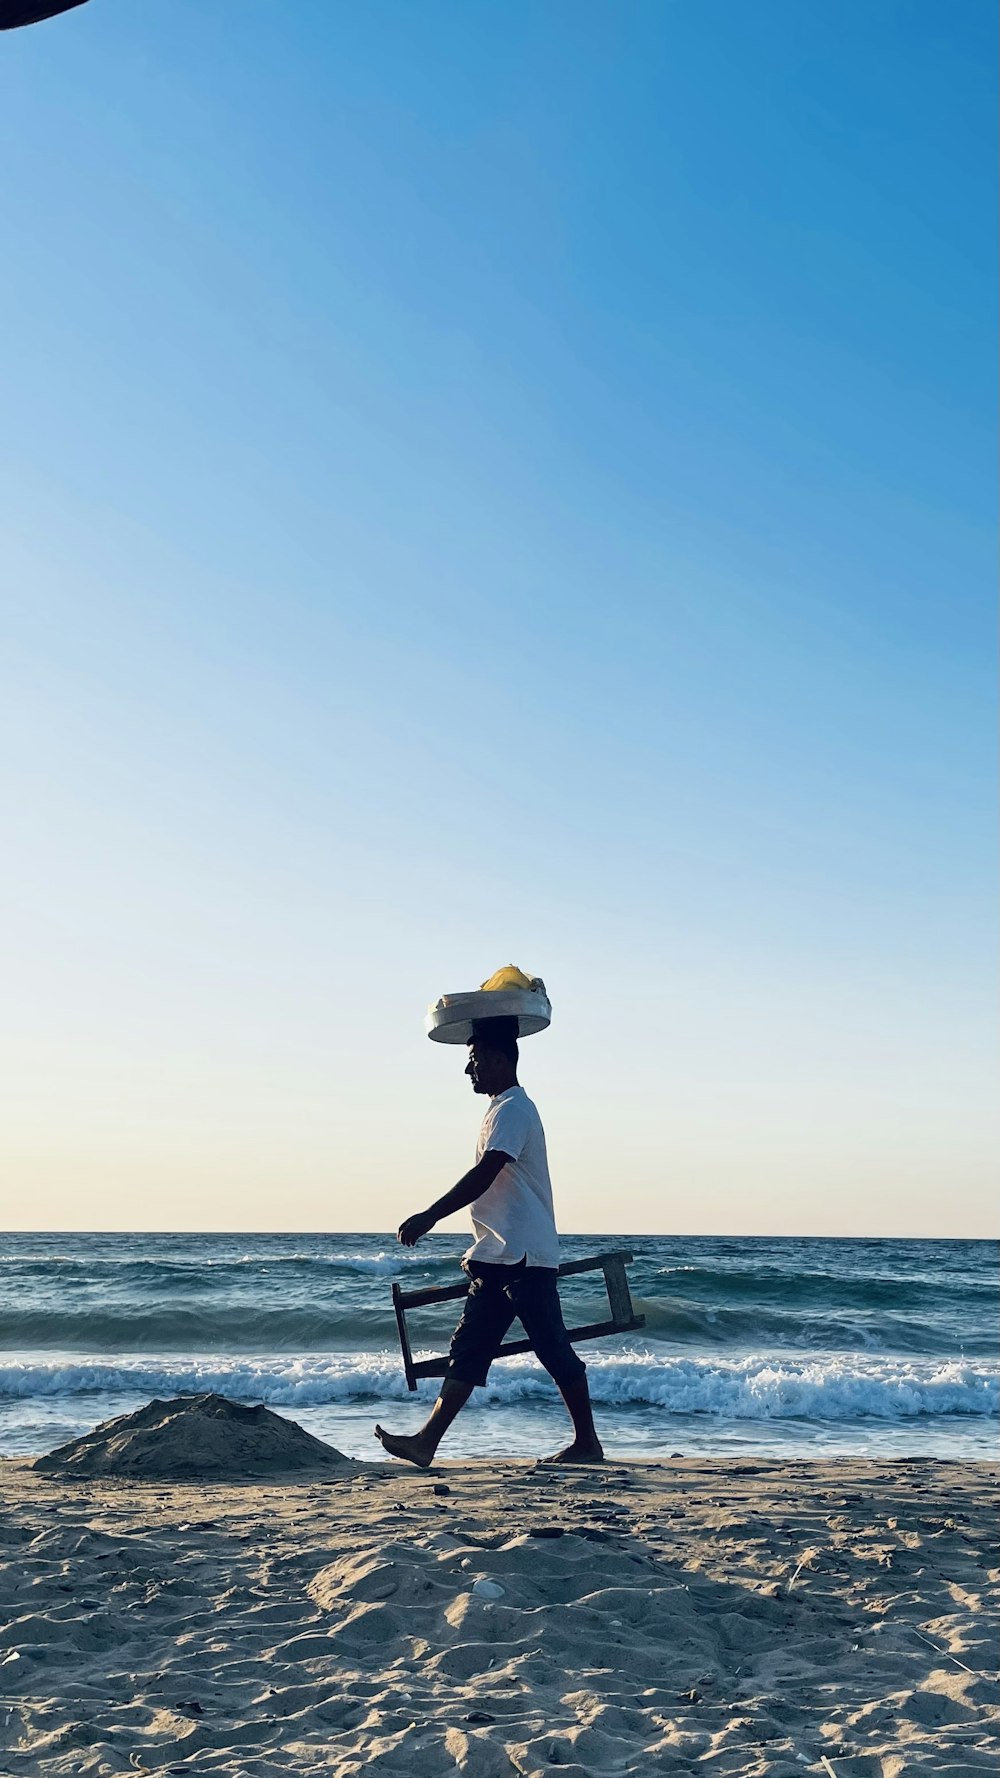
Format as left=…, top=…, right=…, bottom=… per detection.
left=544, top=1440, right=605, bottom=1464
left=374, top=1424, right=435, bottom=1469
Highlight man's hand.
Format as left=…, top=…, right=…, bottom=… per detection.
left=397, top=1209, right=436, bottom=1248
left=396, top=1153, right=511, bottom=1249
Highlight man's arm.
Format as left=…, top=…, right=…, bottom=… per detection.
left=397, top=1150, right=512, bottom=1247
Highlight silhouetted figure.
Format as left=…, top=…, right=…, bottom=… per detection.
left=375, top=1017, right=604, bottom=1467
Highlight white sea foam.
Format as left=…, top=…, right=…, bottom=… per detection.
left=1, top=1350, right=995, bottom=1420
left=321, top=1253, right=407, bottom=1276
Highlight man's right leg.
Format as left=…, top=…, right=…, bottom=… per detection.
left=375, top=1266, right=514, bottom=1468
left=374, top=1377, right=474, bottom=1469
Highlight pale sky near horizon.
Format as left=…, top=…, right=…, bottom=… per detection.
left=1, top=1, right=996, bottom=1239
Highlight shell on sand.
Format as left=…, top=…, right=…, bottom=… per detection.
left=32, top=1391, right=350, bottom=1481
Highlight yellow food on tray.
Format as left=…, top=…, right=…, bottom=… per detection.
left=479, top=965, right=537, bottom=992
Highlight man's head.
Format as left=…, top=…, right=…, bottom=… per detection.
left=465, top=1017, right=519, bottom=1097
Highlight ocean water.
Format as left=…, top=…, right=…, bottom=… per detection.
left=0, top=1233, right=996, bottom=1464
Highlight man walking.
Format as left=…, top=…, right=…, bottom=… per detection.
left=374, top=1016, right=603, bottom=1466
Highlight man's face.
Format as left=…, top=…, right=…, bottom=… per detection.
left=465, top=1040, right=505, bottom=1096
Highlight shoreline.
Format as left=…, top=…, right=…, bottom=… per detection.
left=1, top=1455, right=996, bottom=1774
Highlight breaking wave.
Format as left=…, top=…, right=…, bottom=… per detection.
left=0, top=1250, right=427, bottom=1279
left=650, top=1264, right=995, bottom=1311
left=2, top=1293, right=986, bottom=1356
left=0, top=1350, right=994, bottom=1422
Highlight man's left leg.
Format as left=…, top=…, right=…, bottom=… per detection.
left=511, top=1269, right=604, bottom=1463
left=549, top=1373, right=603, bottom=1463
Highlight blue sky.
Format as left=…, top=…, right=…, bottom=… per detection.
left=1, top=1, right=996, bottom=1234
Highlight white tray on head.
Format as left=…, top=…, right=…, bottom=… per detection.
left=426, top=982, right=552, bottom=1045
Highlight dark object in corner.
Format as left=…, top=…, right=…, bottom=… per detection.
left=1, top=1, right=89, bottom=29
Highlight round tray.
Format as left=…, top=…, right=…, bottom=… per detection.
left=425, top=984, right=552, bottom=1044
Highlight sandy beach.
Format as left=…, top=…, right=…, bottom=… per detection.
left=0, top=1453, right=995, bottom=1776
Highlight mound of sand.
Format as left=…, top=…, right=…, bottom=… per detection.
left=33, top=1392, right=351, bottom=1480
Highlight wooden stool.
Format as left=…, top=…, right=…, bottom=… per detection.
left=391, top=1250, right=644, bottom=1392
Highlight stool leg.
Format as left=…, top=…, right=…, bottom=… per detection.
left=603, top=1256, right=633, bottom=1326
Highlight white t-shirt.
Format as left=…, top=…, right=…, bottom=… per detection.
left=466, top=1085, right=561, bottom=1269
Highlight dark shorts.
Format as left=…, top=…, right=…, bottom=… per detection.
left=446, top=1258, right=587, bottom=1390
